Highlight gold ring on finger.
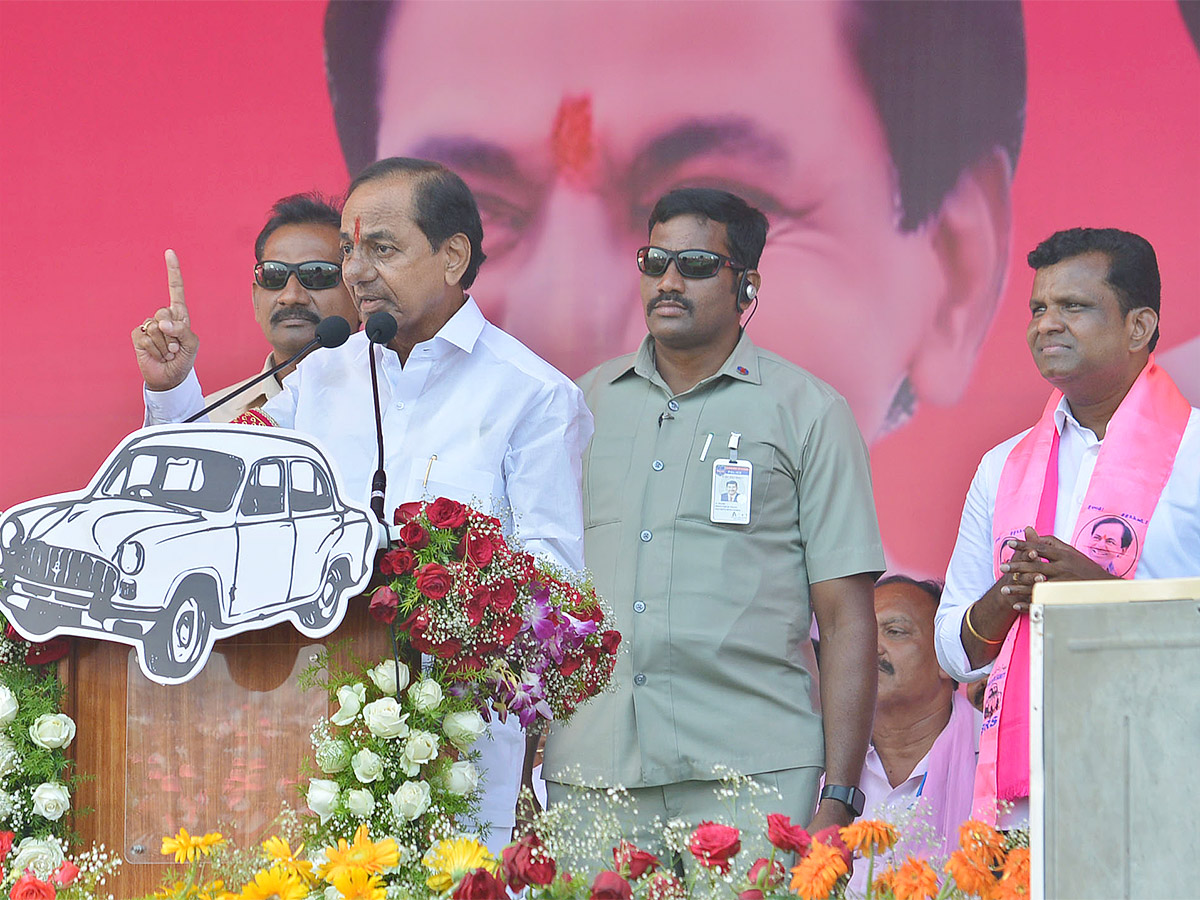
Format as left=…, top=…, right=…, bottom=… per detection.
left=140, top=317, right=154, bottom=334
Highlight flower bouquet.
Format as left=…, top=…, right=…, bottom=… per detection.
left=369, top=498, right=619, bottom=729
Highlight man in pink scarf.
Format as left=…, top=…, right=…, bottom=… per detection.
left=934, top=227, right=1200, bottom=828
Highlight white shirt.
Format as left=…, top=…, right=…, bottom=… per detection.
left=935, top=398, right=1200, bottom=683
left=145, top=297, right=593, bottom=846
left=201, top=353, right=282, bottom=424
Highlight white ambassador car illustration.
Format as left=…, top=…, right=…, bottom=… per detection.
left=0, top=426, right=378, bottom=683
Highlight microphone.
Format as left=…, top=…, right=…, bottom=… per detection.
left=365, top=312, right=396, bottom=524
left=185, top=315, right=353, bottom=423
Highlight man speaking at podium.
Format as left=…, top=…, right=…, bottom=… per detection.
left=132, top=157, right=592, bottom=851
left=934, top=228, right=1200, bottom=829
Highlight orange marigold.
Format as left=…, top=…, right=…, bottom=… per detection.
left=995, top=847, right=1030, bottom=900
left=789, top=842, right=848, bottom=900
left=891, top=857, right=940, bottom=900
left=945, top=850, right=999, bottom=899
left=839, top=820, right=899, bottom=856
left=871, top=866, right=898, bottom=896
left=958, top=820, right=1006, bottom=868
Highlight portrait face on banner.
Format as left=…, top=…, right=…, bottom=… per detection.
left=328, top=0, right=1025, bottom=442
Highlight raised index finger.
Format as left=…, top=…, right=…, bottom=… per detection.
left=165, top=248, right=189, bottom=320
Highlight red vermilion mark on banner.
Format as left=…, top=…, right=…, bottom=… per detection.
left=551, top=94, right=595, bottom=187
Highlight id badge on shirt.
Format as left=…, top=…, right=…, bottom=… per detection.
left=711, top=459, right=752, bottom=524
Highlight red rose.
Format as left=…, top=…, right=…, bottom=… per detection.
left=51, top=860, right=80, bottom=886
left=501, top=833, right=557, bottom=889
left=494, top=612, right=522, bottom=645
left=464, top=530, right=495, bottom=567
left=25, top=637, right=70, bottom=666
left=415, top=563, right=453, bottom=600
left=368, top=586, right=400, bottom=624
left=645, top=873, right=686, bottom=900
left=812, top=825, right=853, bottom=867
left=427, top=497, right=469, bottom=529
left=453, top=868, right=509, bottom=900
left=589, top=870, right=632, bottom=900
left=4, top=625, right=20, bottom=642
left=747, top=857, right=784, bottom=890
left=394, top=501, right=423, bottom=525
left=0, top=831, right=14, bottom=862
left=612, top=841, right=659, bottom=880
left=466, top=587, right=490, bottom=627
left=600, top=630, right=621, bottom=654
left=10, top=871, right=55, bottom=900
left=489, top=579, right=517, bottom=613
left=559, top=655, right=583, bottom=678
left=766, top=813, right=811, bottom=855
left=688, top=821, right=741, bottom=873
left=380, top=547, right=416, bottom=576
left=399, top=521, right=430, bottom=549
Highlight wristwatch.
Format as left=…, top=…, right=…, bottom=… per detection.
left=820, top=784, right=866, bottom=818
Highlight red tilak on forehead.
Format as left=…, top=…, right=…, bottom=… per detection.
left=551, top=94, right=595, bottom=187
left=353, top=216, right=362, bottom=245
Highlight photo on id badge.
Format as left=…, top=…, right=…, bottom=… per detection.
left=711, top=461, right=751, bottom=525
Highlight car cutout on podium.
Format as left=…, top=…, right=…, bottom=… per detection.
left=0, top=425, right=380, bottom=683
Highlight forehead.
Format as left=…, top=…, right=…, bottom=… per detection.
left=1030, top=252, right=1119, bottom=304
left=342, top=175, right=418, bottom=233
left=873, top=582, right=937, bottom=625
left=263, top=223, right=341, bottom=261
left=649, top=215, right=730, bottom=254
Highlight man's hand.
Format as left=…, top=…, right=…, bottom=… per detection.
left=806, top=798, right=854, bottom=836
left=1001, top=526, right=1115, bottom=586
left=132, top=249, right=199, bottom=391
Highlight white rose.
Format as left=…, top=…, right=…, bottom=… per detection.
left=31, top=781, right=70, bottom=821
left=389, top=780, right=432, bottom=821
left=0, top=734, right=19, bottom=777
left=0, top=684, right=18, bottom=726
left=10, top=837, right=65, bottom=878
left=330, top=683, right=367, bottom=726
left=368, top=659, right=410, bottom=696
left=443, top=710, right=487, bottom=750
left=400, top=730, right=440, bottom=776
left=315, top=738, right=353, bottom=774
left=344, top=788, right=377, bottom=818
left=408, top=679, right=443, bottom=712
left=0, top=789, right=14, bottom=817
left=29, top=713, right=76, bottom=751
left=307, top=778, right=340, bottom=823
left=324, top=887, right=341, bottom=900
left=352, top=748, right=385, bottom=783
left=443, top=760, right=479, bottom=796
left=362, top=697, right=410, bottom=740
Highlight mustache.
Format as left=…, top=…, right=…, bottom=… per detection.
left=878, top=658, right=895, bottom=675
left=270, top=308, right=321, bottom=326
left=648, top=293, right=693, bottom=312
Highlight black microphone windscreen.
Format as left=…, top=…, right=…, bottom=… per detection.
left=366, top=311, right=398, bottom=345
left=315, top=315, right=353, bottom=348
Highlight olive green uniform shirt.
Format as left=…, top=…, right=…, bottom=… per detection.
left=544, top=333, right=884, bottom=788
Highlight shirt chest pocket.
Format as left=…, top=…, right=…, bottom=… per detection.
left=583, top=440, right=632, bottom=528
left=677, top=438, right=779, bottom=529
left=403, top=457, right=499, bottom=508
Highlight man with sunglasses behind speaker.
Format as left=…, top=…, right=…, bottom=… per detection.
left=543, top=188, right=884, bottom=860
left=198, top=193, right=359, bottom=422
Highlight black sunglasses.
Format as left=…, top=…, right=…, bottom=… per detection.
left=254, top=260, right=343, bottom=291
left=636, top=246, right=744, bottom=279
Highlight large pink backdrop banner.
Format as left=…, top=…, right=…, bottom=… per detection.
left=1, top=1, right=1197, bottom=577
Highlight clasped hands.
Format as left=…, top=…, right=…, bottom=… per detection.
left=997, top=525, right=1116, bottom=613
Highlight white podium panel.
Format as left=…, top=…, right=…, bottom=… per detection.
left=1031, top=578, right=1200, bottom=900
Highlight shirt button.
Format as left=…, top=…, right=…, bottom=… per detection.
left=640, top=530, right=652, bottom=542
left=633, top=673, right=647, bottom=686
left=652, top=460, right=664, bottom=471
left=633, top=601, right=646, bottom=613
left=394, top=401, right=405, bottom=410
left=667, top=400, right=679, bottom=411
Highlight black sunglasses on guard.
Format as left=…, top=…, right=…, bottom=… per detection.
left=637, top=246, right=745, bottom=279
left=254, top=260, right=343, bottom=291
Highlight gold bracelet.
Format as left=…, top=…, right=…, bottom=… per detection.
left=965, top=603, right=1005, bottom=645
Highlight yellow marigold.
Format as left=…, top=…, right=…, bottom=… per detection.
left=319, top=824, right=401, bottom=883
left=891, top=857, right=940, bottom=900
left=840, top=820, right=899, bottom=856
left=945, top=849, right=999, bottom=899
left=789, top=841, right=848, bottom=900
left=995, top=847, right=1030, bottom=900
left=262, top=836, right=315, bottom=884
left=423, top=835, right=497, bottom=893
left=330, top=866, right=387, bottom=900
left=161, top=828, right=225, bottom=864
left=238, top=862, right=307, bottom=900
left=958, top=820, right=1006, bottom=868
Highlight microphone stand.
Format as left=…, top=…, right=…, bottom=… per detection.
left=368, top=342, right=388, bottom=525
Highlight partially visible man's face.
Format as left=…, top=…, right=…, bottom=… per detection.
left=874, top=582, right=954, bottom=712
left=1086, top=521, right=1128, bottom=565
left=252, top=223, right=356, bottom=361
left=374, top=1, right=952, bottom=440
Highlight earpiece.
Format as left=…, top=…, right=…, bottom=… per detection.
left=735, top=270, right=759, bottom=310
left=744, top=283, right=757, bottom=301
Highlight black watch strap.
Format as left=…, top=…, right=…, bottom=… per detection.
left=820, top=783, right=866, bottom=818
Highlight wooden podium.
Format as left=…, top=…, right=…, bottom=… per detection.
left=63, top=600, right=393, bottom=899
